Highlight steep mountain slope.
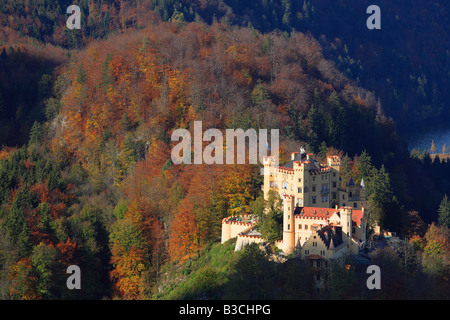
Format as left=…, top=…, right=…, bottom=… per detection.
left=51, top=20, right=397, bottom=173
left=2, top=0, right=448, bottom=125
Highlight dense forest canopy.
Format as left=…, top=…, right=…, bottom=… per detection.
left=0, top=1, right=448, bottom=300
left=1, top=0, right=449, bottom=126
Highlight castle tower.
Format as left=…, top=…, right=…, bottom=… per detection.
left=360, top=207, right=367, bottom=243
left=263, top=156, right=274, bottom=200
left=326, top=155, right=341, bottom=172
left=359, top=177, right=366, bottom=200
left=347, top=176, right=356, bottom=198
left=282, top=194, right=296, bottom=254
left=340, top=207, right=352, bottom=241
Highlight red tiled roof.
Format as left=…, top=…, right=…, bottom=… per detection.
left=352, top=209, right=363, bottom=226
left=297, top=207, right=364, bottom=226
left=296, top=207, right=338, bottom=219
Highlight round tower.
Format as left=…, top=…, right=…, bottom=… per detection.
left=282, top=194, right=296, bottom=254
left=359, top=177, right=367, bottom=200
left=263, top=156, right=274, bottom=201
left=340, top=207, right=352, bottom=241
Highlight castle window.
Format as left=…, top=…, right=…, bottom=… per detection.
left=288, top=224, right=290, bottom=230
left=270, top=181, right=273, bottom=187
left=349, top=192, right=353, bottom=198
left=305, top=225, right=308, bottom=230
left=312, top=186, right=316, bottom=192
left=352, top=227, right=356, bottom=234
left=282, top=182, right=288, bottom=189
left=298, top=178, right=302, bottom=182
left=333, top=181, right=337, bottom=188
left=343, top=194, right=345, bottom=199
left=304, top=187, right=308, bottom=193
left=299, top=224, right=302, bottom=229
left=298, top=187, right=302, bottom=193
left=298, top=198, right=303, bottom=206
left=313, top=176, right=316, bottom=181
left=354, top=202, right=357, bottom=208
left=291, top=185, right=294, bottom=191
left=325, top=194, right=328, bottom=202
left=321, top=195, right=324, bottom=203
left=312, top=196, right=316, bottom=204
left=332, top=193, right=336, bottom=200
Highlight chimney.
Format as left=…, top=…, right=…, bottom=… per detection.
left=291, top=152, right=297, bottom=161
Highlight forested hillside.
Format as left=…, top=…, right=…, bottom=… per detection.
left=0, top=1, right=449, bottom=300
left=2, top=0, right=449, bottom=125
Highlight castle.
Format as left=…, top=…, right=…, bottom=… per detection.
left=263, top=151, right=367, bottom=210
left=221, top=151, right=368, bottom=263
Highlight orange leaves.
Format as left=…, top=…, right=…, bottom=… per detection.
left=0, top=146, right=17, bottom=160
left=225, top=44, right=251, bottom=64
left=276, top=104, right=290, bottom=115
left=30, top=183, right=71, bottom=220
left=23, top=159, right=34, bottom=170
left=220, top=164, right=256, bottom=216
left=9, top=258, right=41, bottom=300
left=109, top=192, right=164, bottom=299
left=30, top=183, right=50, bottom=203
left=167, top=68, right=193, bottom=127
left=110, top=246, right=147, bottom=300
left=62, top=110, right=85, bottom=155
left=137, top=45, right=162, bottom=92
left=110, top=55, right=132, bottom=85
left=353, top=95, right=367, bottom=108
left=56, top=238, right=78, bottom=266
left=224, top=44, right=255, bottom=85
left=169, top=207, right=201, bottom=263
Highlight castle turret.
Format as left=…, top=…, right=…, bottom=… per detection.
left=359, top=177, right=366, bottom=200
left=263, top=156, right=274, bottom=200
left=282, top=194, right=296, bottom=254
left=340, top=207, right=352, bottom=241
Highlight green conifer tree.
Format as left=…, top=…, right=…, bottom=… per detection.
left=438, top=194, right=450, bottom=228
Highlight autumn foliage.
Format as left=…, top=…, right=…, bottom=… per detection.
left=1, top=9, right=447, bottom=300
